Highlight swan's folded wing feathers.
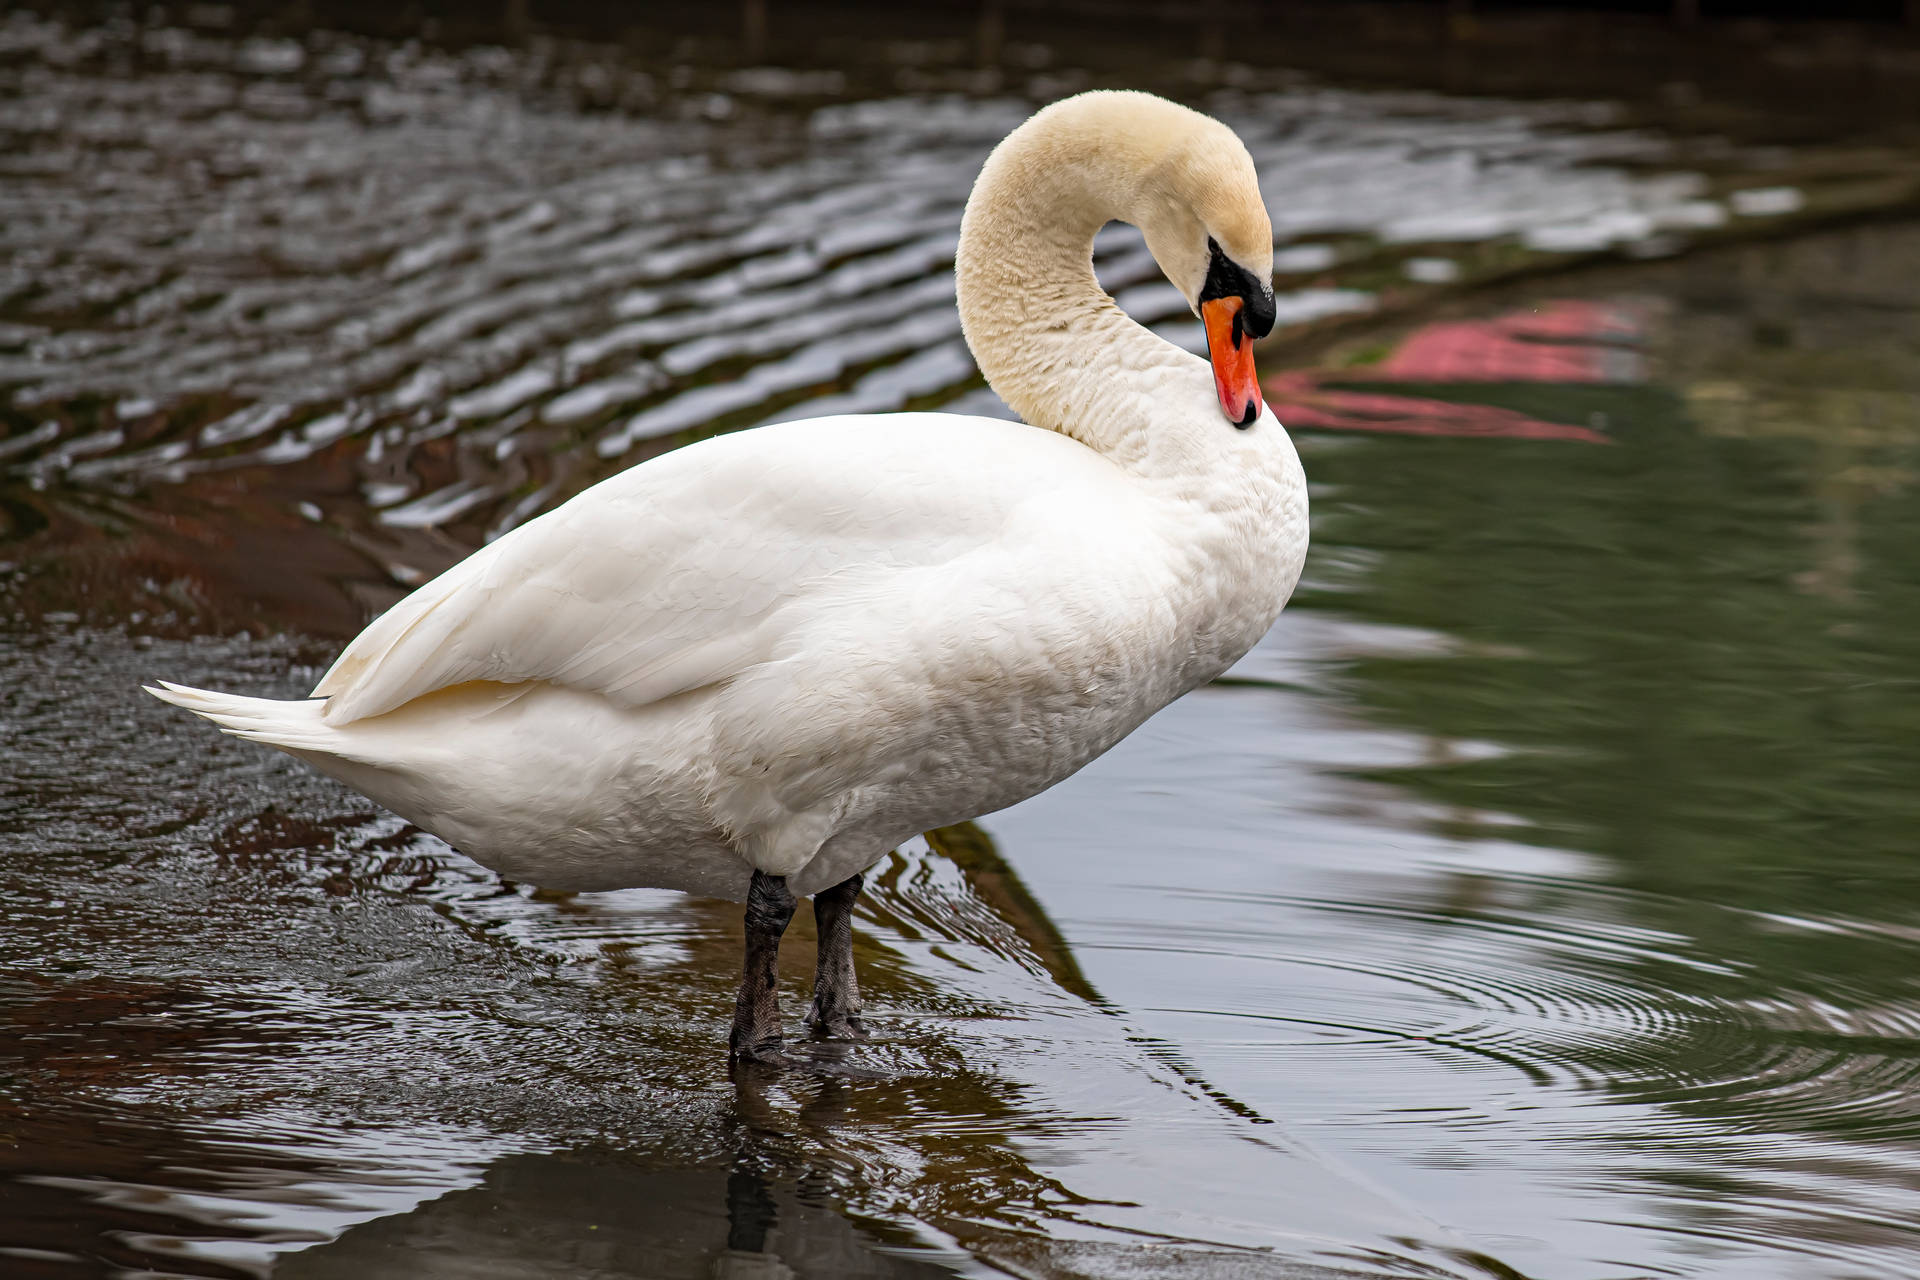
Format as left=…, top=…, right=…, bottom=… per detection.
left=309, top=416, right=1068, bottom=727
left=314, top=491, right=783, bottom=725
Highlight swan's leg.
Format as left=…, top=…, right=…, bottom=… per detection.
left=805, top=872, right=867, bottom=1040
left=729, top=870, right=796, bottom=1063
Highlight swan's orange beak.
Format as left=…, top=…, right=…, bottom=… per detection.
left=1201, top=295, right=1262, bottom=427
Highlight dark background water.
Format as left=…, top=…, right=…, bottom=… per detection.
left=4, top=6, right=1920, bottom=1279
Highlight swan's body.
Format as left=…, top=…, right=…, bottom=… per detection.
left=159, top=404, right=1301, bottom=899
left=150, top=90, right=1307, bottom=1060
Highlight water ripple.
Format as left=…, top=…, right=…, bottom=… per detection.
left=1, top=10, right=1788, bottom=591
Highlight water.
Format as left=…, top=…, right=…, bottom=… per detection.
left=1, top=7, right=1853, bottom=634
left=5, top=10, right=1920, bottom=1280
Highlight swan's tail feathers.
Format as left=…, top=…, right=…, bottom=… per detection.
left=144, top=681, right=379, bottom=764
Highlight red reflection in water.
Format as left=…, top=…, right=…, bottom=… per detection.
left=1267, top=300, right=1647, bottom=442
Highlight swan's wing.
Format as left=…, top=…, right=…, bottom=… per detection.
left=313, top=415, right=1102, bottom=726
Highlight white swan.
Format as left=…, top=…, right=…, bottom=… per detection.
left=148, top=90, right=1308, bottom=1064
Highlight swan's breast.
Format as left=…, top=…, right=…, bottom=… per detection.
left=1141, top=395, right=1312, bottom=688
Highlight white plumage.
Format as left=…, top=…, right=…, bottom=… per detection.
left=149, top=92, right=1309, bottom=1048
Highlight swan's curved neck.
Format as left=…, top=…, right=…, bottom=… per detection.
left=954, top=104, right=1193, bottom=464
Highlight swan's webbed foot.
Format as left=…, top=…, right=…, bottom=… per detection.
left=727, top=1039, right=889, bottom=1080
left=727, top=1044, right=802, bottom=1070
left=803, top=1006, right=868, bottom=1041
left=805, top=871, right=868, bottom=1042
left=728, top=870, right=796, bottom=1065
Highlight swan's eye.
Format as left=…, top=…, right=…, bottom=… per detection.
left=1198, top=238, right=1274, bottom=428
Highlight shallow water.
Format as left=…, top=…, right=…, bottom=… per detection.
left=6, top=11, right=1920, bottom=1280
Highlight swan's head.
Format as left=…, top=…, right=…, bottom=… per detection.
left=1132, top=110, right=1277, bottom=428
left=957, top=90, right=1280, bottom=435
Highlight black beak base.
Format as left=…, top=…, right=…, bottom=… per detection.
left=1200, top=237, right=1275, bottom=340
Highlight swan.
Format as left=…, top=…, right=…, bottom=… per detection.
left=147, top=90, right=1307, bottom=1065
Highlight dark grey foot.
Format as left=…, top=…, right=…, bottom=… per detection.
left=806, top=871, right=868, bottom=1041
left=803, top=1003, right=868, bottom=1041
left=729, top=1039, right=890, bottom=1081
left=728, top=870, right=796, bottom=1064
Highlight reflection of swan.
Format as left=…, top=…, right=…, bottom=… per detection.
left=923, top=823, right=1099, bottom=1004
left=147, top=90, right=1308, bottom=1063
left=273, top=1157, right=956, bottom=1280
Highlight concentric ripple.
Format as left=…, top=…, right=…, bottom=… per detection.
left=972, top=576, right=1920, bottom=1279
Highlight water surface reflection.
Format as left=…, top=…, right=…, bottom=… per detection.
left=279, top=1161, right=963, bottom=1280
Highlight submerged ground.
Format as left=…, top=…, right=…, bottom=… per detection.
left=5, top=10, right=1920, bottom=1278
